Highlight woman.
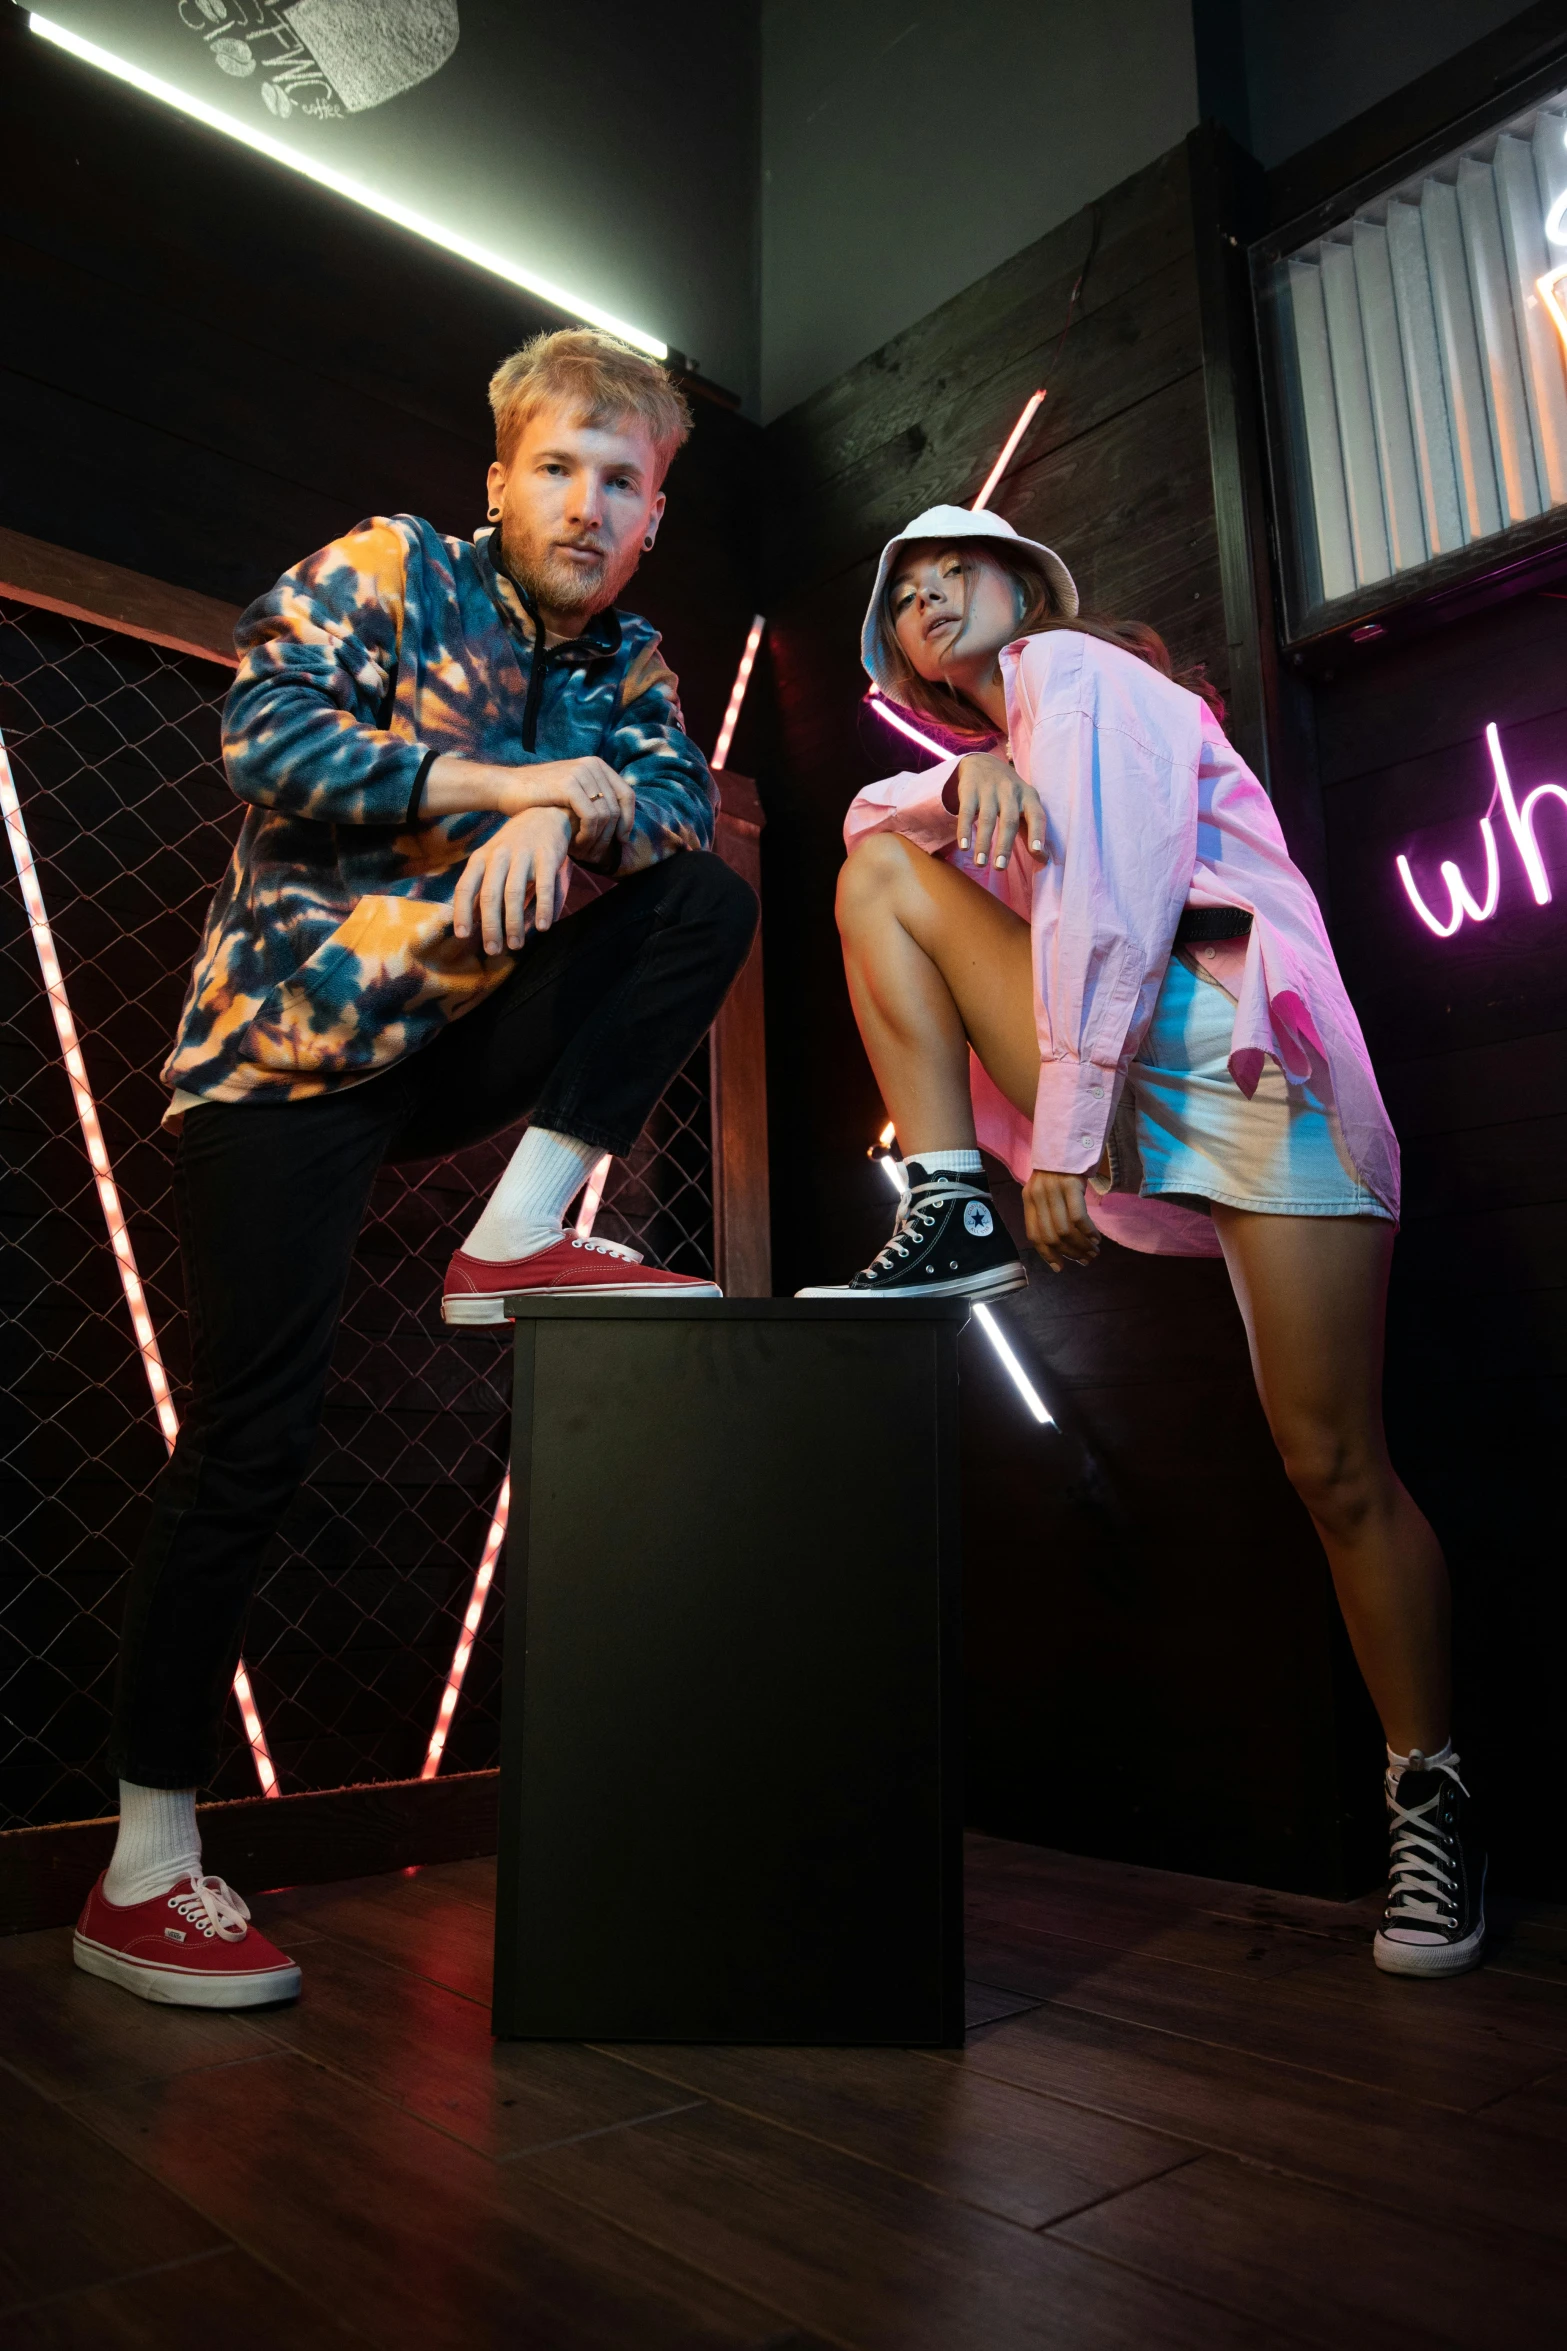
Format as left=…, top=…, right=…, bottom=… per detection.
left=798, top=502, right=1483, bottom=1978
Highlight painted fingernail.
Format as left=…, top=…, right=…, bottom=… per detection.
left=975, top=854, right=987, bottom=866
left=996, top=854, right=1007, bottom=867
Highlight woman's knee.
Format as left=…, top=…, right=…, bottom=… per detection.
left=1275, top=1420, right=1390, bottom=1538
left=835, top=832, right=921, bottom=932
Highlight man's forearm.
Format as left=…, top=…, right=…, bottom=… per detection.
left=423, top=754, right=558, bottom=817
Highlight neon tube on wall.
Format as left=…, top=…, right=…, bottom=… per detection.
left=421, top=1146, right=615, bottom=1778
left=29, top=15, right=668, bottom=358
left=972, top=389, right=1047, bottom=512
left=422, top=1471, right=508, bottom=1780
left=1396, top=722, right=1567, bottom=935
left=2, top=734, right=278, bottom=1796
left=713, top=616, right=765, bottom=770
left=867, top=693, right=954, bottom=761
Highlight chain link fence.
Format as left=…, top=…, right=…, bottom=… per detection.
left=1, top=594, right=713, bottom=1829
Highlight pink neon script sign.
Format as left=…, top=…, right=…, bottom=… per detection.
left=1396, top=724, right=1567, bottom=937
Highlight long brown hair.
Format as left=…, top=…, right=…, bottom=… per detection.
left=871, top=542, right=1225, bottom=748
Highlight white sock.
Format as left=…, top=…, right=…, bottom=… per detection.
left=1386, top=1737, right=1455, bottom=1793
left=462, top=1126, right=601, bottom=1262
left=104, top=1781, right=202, bottom=1907
left=906, top=1148, right=984, bottom=1180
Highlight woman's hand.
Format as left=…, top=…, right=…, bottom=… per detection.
left=453, top=807, right=573, bottom=951
left=1022, top=1170, right=1101, bottom=1272
left=946, top=752, right=1045, bottom=871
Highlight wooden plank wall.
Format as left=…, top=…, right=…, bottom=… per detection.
left=1310, top=592, right=1567, bottom=1895
left=758, top=145, right=1381, bottom=1893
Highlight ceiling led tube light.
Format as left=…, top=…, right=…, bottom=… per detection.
left=2, top=731, right=277, bottom=1795
left=28, top=14, right=667, bottom=358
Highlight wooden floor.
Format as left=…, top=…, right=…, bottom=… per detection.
left=2, top=1837, right=1564, bottom=2349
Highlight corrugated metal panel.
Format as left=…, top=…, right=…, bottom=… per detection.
left=1320, top=239, right=1392, bottom=585
left=1386, top=199, right=1465, bottom=556
left=1457, top=156, right=1542, bottom=523
left=1534, top=111, right=1567, bottom=236
left=1286, top=259, right=1357, bottom=603
left=1420, top=177, right=1503, bottom=544
left=1266, top=89, right=1567, bottom=623
left=1352, top=220, right=1428, bottom=571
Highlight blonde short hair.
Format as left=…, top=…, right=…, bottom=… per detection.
left=488, top=328, right=692, bottom=482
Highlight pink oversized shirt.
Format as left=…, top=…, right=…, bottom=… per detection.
left=844, top=630, right=1399, bottom=1253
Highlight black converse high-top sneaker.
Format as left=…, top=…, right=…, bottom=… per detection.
left=795, top=1164, right=1028, bottom=1301
left=1373, top=1751, right=1487, bottom=1978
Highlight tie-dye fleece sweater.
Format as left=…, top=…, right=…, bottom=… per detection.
left=162, top=515, right=715, bottom=1106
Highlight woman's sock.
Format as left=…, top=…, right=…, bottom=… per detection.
left=1386, top=1737, right=1455, bottom=1792
left=906, top=1147, right=985, bottom=1179
left=103, top=1781, right=202, bottom=1907
left=462, top=1126, right=601, bottom=1262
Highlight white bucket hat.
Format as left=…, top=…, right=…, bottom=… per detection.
left=860, top=504, right=1078, bottom=698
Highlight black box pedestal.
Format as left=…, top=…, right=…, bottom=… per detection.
left=492, top=1298, right=966, bottom=2045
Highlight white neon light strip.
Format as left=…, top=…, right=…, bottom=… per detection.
left=712, top=616, right=765, bottom=770
left=29, top=15, right=667, bottom=359
left=972, top=388, right=1047, bottom=511
left=2, top=734, right=278, bottom=1795
left=973, top=1302, right=1053, bottom=1424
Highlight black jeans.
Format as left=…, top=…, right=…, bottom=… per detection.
left=111, top=851, right=757, bottom=1786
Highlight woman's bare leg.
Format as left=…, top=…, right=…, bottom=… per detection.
left=1210, top=1205, right=1450, bottom=1753
left=835, top=833, right=1038, bottom=1145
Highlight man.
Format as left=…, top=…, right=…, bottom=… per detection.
left=72, top=329, right=757, bottom=2008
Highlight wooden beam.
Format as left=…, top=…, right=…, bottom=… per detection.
left=0, top=1769, right=500, bottom=1936
left=0, top=526, right=242, bottom=667
left=711, top=771, right=771, bottom=1298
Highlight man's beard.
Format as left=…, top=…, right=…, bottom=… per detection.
left=497, top=520, right=642, bottom=619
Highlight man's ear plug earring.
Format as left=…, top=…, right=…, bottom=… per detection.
left=644, top=534, right=656, bottom=550
left=487, top=504, right=501, bottom=521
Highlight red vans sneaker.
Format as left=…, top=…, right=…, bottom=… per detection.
left=73, top=1872, right=302, bottom=2008
left=442, top=1234, right=721, bottom=1324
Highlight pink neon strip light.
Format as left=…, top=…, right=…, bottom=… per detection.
left=422, top=1151, right=613, bottom=1778
left=712, top=614, right=765, bottom=770
left=1539, top=264, right=1567, bottom=360
left=1395, top=720, right=1567, bottom=935
left=867, top=692, right=953, bottom=761
left=972, top=389, right=1046, bottom=511
left=421, top=1470, right=509, bottom=1779
left=574, top=1152, right=613, bottom=1237
left=1396, top=821, right=1500, bottom=936
left=1, top=734, right=278, bottom=1796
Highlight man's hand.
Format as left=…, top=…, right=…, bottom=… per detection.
left=453, top=807, right=573, bottom=952
left=425, top=752, right=634, bottom=861
left=1022, top=1170, right=1101, bottom=1272
left=946, top=751, right=1046, bottom=871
